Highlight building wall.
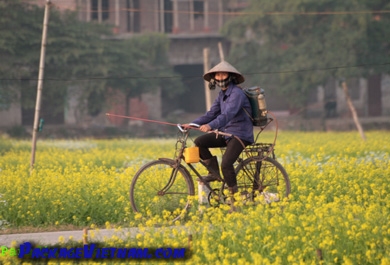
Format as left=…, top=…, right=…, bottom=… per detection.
left=0, top=103, right=22, bottom=127
left=1, top=0, right=389, bottom=129
left=305, top=75, right=390, bottom=120
left=29, top=0, right=77, bottom=10
left=382, top=75, right=390, bottom=116
left=74, top=0, right=229, bottom=34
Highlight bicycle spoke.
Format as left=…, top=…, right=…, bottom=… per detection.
left=235, top=156, right=290, bottom=204
left=130, top=160, right=194, bottom=222
left=158, top=168, right=181, bottom=194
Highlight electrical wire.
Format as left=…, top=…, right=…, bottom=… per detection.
left=49, top=2, right=390, bottom=17
left=1, top=62, right=389, bottom=82
left=120, top=8, right=390, bottom=16
left=3, top=2, right=390, bottom=83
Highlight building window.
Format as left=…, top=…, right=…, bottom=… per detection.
left=102, top=0, right=109, bottom=20
left=193, top=0, right=204, bottom=19
left=348, top=78, right=361, bottom=100
left=127, top=0, right=140, bottom=32
left=91, top=0, right=109, bottom=21
left=91, top=0, right=98, bottom=20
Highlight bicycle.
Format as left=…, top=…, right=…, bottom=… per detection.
left=129, top=115, right=290, bottom=222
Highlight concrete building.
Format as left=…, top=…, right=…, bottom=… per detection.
left=1, top=0, right=389, bottom=131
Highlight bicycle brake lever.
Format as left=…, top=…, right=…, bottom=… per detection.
left=177, top=124, right=187, bottom=133
left=188, top=123, right=200, bottom=128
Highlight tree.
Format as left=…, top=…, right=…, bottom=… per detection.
left=0, top=0, right=183, bottom=121
left=0, top=0, right=43, bottom=110
left=223, top=0, right=390, bottom=108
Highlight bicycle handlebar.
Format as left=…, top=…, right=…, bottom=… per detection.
left=176, top=123, right=199, bottom=133
left=177, top=112, right=279, bottom=159
left=177, top=123, right=234, bottom=138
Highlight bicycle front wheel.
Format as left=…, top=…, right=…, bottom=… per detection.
left=130, top=159, right=195, bottom=222
left=235, top=156, right=290, bottom=203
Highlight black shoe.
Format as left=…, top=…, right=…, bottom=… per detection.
left=202, top=174, right=221, bottom=182
left=202, top=156, right=222, bottom=182
left=228, top=185, right=238, bottom=194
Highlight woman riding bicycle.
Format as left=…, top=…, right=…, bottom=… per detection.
left=183, top=61, right=254, bottom=207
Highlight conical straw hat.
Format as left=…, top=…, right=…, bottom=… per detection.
left=203, top=60, right=245, bottom=84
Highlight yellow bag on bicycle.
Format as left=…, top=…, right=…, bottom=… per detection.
left=184, top=147, right=200, bottom=163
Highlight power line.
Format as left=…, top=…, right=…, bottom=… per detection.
left=1, top=62, right=389, bottom=82
left=69, top=7, right=390, bottom=16
left=246, top=62, right=390, bottom=76
left=45, top=0, right=390, bottom=16
left=122, top=8, right=390, bottom=16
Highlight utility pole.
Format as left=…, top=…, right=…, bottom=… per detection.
left=341, top=80, right=366, bottom=141
left=31, top=0, right=51, bottom=170
left=203, top=42, right=225, bottom=111
left=203, top=48, right=211, bottom=110
left=218, top=42, right=225, bottom=61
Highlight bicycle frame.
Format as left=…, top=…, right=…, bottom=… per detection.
left=129, top=113, right=290, bottom=220
left=173, top=115, right=278, bottom=203
left=173, top=124, right=221, bottom=198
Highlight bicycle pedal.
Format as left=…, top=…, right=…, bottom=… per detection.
left=196, top=177, right=207, bottom=184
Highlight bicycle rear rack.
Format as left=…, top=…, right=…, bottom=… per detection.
left=244, top=143, right=275, bottom=159
left=219, top=142, right=275, bottom=161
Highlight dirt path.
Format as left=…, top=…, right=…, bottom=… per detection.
left=0, top=227, right=140, bottom=247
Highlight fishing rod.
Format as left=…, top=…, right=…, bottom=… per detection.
left=106, top=112, right=247, bottom=147
left=106, top=112, right=210, bottom=134
left=106, top=113, right=179, bottom=127
left=106, top=112, right=279, bottom=159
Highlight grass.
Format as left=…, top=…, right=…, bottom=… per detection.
left=0, top=131, right=389, bottom=264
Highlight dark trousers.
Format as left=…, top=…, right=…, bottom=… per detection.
left=194, top=133, right=251, bottom=187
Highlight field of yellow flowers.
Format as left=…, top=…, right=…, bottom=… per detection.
left=0, top=130, right=389, bottom=264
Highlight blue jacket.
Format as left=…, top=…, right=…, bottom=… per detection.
left=192, top=83, right=254, bottom=143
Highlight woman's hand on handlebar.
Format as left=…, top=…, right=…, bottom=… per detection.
left=182, top=123, right=210, bottom=132
left=179, top=123, right=200, bottom=131
left=199, top=124, right=211, bottom=132
left=179, top=123, right=233, bottom=137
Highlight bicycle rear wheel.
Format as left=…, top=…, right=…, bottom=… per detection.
left=130, top=159, right=195, bottom=222
left=234, top=156, right=290, bottom=204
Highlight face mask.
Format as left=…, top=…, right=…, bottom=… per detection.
left=215, top=75, right=232, bottom=88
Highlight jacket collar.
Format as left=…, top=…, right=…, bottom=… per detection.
left=221, top=83, right=235, bottom=98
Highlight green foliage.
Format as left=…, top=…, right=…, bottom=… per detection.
left=103, top=34, right=183, bottom=98
left=6, top=125, right=29, bottom=139
left=0, top=1, right=183, bottom=116
left=0, top=132, right=390, bottom=264
left=223, top=0, right=390, bottom=107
